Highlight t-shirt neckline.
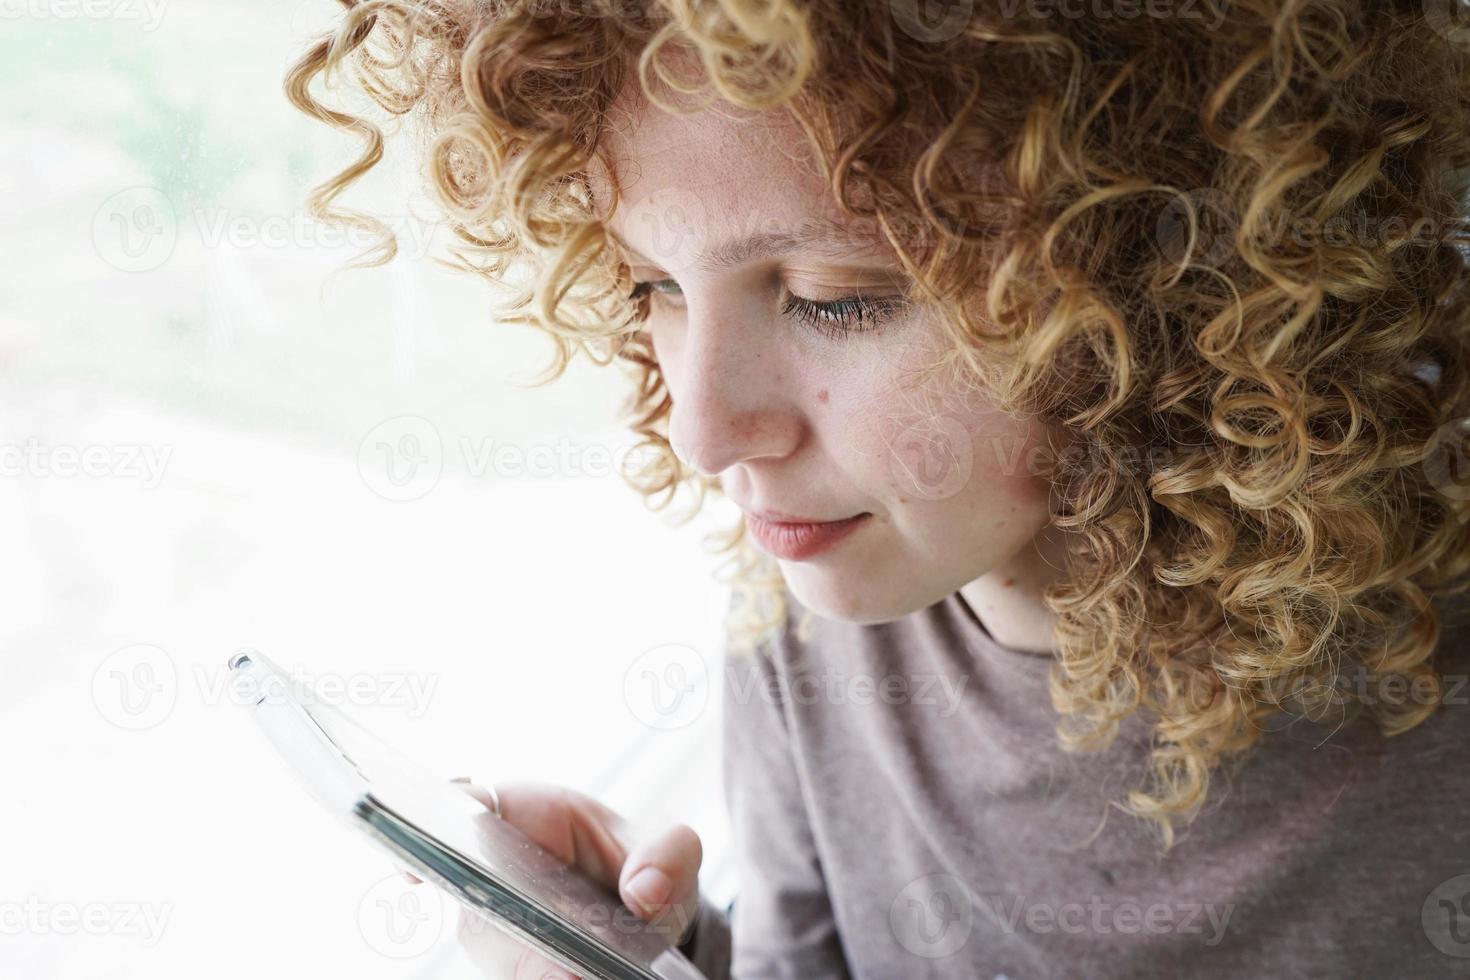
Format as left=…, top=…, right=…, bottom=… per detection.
left=946, top=589, right=1058, bottom=674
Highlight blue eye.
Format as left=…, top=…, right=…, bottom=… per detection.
left=780, top=292, right=902, bottom=339
left=629, top=279, right=903, bottom=339
left=629, top=278, right=682, bottom=301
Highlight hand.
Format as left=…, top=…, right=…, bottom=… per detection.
left=399, top=779, right=703, bottom=979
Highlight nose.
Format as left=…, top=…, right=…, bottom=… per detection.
left=659, top=298, right=803, bottom=478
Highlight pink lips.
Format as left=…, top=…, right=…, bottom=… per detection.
left=744, top=511, right=871, bottom=561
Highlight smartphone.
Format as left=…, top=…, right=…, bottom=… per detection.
left=226, top=650, right=704, bottom=980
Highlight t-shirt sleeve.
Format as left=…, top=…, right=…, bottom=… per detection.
left=675, top=891, right=733, bottom=979
left=680, top=602, right=853, bottom=980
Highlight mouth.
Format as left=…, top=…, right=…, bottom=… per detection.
left=742, top=510, right=872, bottom=561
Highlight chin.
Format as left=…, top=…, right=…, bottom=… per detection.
left=779, top=564, right=935, bottom=626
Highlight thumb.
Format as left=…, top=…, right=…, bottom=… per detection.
left=617, top=823, right=702, bottom=941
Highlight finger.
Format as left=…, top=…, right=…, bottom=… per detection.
left=489, top=782, right=633, bottom=890
left=618, top=822, right=702, bottom=938
left=449, top=775, right=502, bottom=815
left=389, top=858, right=423, bottom=885
left=514, top=946, right=580, bottom=980
left=454, top=905, right=581, bottom=980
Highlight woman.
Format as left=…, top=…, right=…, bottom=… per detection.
left=288, top=0, right=1470, bottom=976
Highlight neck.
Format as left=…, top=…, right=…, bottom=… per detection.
left=957, top=523, right=1072, bottom=657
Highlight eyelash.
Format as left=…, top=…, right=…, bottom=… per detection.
left=628, top=279, right=902, bottom=339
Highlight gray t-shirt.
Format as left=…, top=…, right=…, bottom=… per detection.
left=679, top=586, right=1470, bottom=978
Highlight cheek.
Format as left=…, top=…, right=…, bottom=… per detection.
left=647, top=321, right=679, bottom=384
left=838, top=377, right=1052, bottom=513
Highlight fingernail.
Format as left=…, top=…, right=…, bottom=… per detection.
left=626, top=867, right=672, bottom=914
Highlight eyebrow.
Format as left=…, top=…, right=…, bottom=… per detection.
left=609, top=226, right=892, bottom=275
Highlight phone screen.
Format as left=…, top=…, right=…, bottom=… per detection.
left=228, top=651, right=703, bottom=980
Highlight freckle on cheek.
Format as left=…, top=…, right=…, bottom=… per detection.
left=817, top=389, right=829, bottom=404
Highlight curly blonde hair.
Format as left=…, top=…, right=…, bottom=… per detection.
left=287, top=0, right=1470, bottom=847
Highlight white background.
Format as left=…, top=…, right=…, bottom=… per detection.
left=0, top=1, right=739, bottom=976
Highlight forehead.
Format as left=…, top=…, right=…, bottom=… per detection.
left=586, top=86, right=895, bottom=265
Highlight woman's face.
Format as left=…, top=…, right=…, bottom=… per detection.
left=589, top=91, right=1059, bottom=625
